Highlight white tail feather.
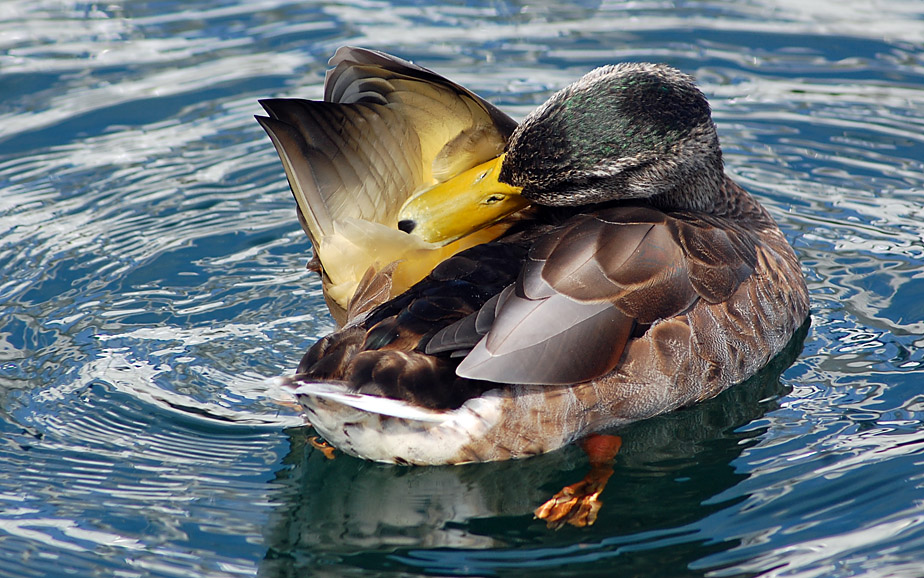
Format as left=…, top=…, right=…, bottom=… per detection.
left=293, top=381, right=448, bottom=423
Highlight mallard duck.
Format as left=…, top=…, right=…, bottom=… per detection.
left=258, top=48, right=810, bottom=526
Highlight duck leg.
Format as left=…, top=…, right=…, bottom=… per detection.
left=534, top=434, right=622, bottom=529
left=309, top=436, right=338, bottom=460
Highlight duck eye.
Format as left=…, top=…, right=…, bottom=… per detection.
left=483, top=194, right=506, bottom=205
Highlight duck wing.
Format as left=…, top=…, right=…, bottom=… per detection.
left=256, top=47, right=518, bottom=320
left=256, top=46, right=517, bottom=246
left=448, top=205, right=758, bottom=385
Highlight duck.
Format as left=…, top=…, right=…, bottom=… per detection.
left=257, top=47, right=810, bottom=527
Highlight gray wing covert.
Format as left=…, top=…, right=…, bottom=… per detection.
left=451, top=206, right=758, bottom=385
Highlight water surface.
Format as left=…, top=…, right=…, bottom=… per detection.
left=2, top=0, right=924, bottom=576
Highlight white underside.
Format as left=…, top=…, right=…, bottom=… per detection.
left=293, top=381, right=506, bottom=465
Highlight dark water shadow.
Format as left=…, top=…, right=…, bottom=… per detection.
left=259, top=321, right=810, bottom=576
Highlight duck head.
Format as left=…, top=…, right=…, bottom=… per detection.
left=399, top=62, right=726, bottom=244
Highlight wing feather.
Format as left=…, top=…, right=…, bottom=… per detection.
left=453, top=205, right=758, bottom=386
left=456, top=289, right=634, bottom=385
left=257, top=46, right=517, bottom=250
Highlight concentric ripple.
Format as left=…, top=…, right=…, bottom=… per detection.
left=2, top=0, right=924, bottom=576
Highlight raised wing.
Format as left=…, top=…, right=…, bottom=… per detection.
left=256, top=46, right=517, bottom=249
left=449, top=206, right=758, bottom=385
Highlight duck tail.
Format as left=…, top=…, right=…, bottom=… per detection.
left=280, top=378, right=449, bottom=424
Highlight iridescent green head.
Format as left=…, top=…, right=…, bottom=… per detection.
left=501, top=62, right=723, bottom=208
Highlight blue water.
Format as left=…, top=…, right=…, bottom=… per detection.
left=2, top=0, right=924, bottom=576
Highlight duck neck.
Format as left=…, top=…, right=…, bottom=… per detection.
left=651, top=170, right=773, bottom=224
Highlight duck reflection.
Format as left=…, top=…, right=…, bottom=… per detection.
left=260, top=321, right=808, bottom=575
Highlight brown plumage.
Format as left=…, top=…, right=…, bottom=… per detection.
left=257, top=48, right=810, bottom=473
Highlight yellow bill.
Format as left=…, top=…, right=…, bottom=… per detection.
left=398, top=154, right=528, bottom=245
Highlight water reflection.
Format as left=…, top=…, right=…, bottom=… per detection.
left=259, top=323, right=808, bottom=575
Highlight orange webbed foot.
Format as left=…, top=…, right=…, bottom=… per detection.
left=309, top=436, right=337, bottom=460
left=535, top=434, right=622, bottom=529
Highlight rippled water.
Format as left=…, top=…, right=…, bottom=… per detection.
left=2, top=0, right=924, bottom=576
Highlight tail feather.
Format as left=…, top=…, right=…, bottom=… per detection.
left=291, top=379, right=449, bottom=424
